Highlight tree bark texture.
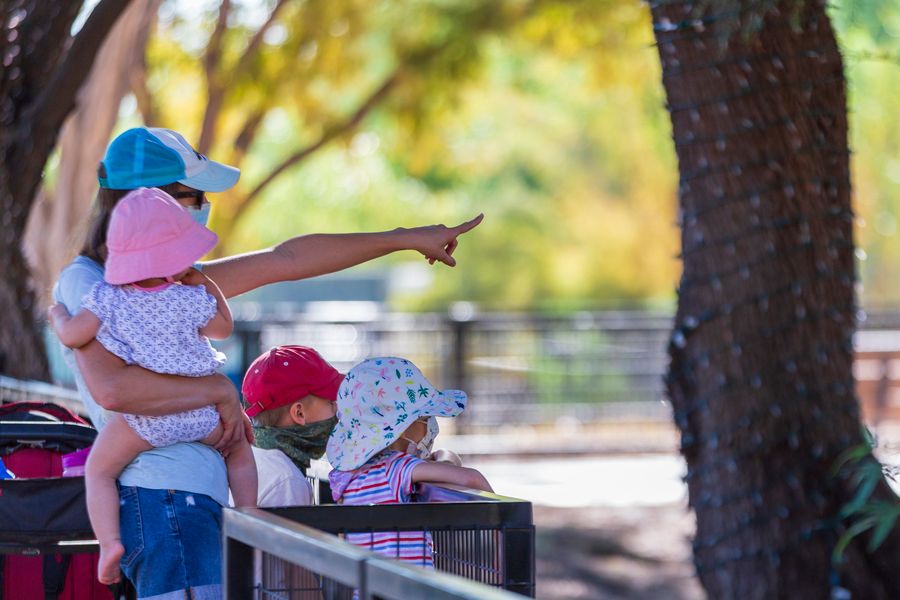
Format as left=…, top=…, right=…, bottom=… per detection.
left=23, top=0, right=160, bottom=304
left=0, top=0, right=133, bottom=380
left=650, top=1, right=900, bottom=598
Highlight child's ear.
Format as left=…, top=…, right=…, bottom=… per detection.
left=289, top=401, right=307, bottom=426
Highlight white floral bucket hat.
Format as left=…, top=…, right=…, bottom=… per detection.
left=326, top=357, right=467, bottom=471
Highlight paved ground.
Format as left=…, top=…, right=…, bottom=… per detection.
left=466, top=454, right=687, bottom=508
left=464, top=453, right=703, bottom=600
left=532, top=504, right=703, bottom=600
left=447, top=421, right=900, bottom=600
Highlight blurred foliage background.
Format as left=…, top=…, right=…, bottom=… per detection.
left=835, top=0, right=900, bottom=309
left=63, top=0, right=900, bottom=312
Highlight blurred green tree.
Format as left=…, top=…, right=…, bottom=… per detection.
left=831, top=0, right=900, bottom=307
left=141, top=0, right=547, bottom=255
left=218, top=0, right=681, bottom=309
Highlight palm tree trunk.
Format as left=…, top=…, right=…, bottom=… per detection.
left=650, top=0, right=900, bottom=597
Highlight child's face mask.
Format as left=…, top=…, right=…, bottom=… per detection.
left=402, top=417, right=439, bottom=459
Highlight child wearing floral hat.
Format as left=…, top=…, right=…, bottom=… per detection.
left=48, top=187, right=257, bottom=585
left=327, top=357, right=492, bottom=568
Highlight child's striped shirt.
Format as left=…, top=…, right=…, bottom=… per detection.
left=329, top=450, right=434, bottom=568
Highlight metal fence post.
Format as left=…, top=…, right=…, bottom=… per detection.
left=237, top=323, right=262, bottom=376
left=223, top=535, right=255, bottom=599
left=447, top=308, right=472, bottom=433
left=358, top=558, right=370, bottom=600
left=503, top=526, right=536, bottom=597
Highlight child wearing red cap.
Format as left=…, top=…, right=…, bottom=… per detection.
left=239, top=345, right=343, bottom=506
left=48, top=188, right=257, bottom=585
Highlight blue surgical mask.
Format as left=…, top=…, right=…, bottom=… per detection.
left=187, top=203, right=211, bottom=227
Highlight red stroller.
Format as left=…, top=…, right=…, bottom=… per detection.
left=0, top=401, right=133, bottom=600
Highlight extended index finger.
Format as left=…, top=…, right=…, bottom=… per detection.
left=451, top=213, right=484, bottom=235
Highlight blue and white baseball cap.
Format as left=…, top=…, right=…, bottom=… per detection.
left=99, top=127, right=240, bottom=192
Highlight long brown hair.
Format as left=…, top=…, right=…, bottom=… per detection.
left=81, top=164, right=182, bottom=264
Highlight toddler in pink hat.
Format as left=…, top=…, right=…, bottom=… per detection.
left=48, top=187, right=257, bottom=585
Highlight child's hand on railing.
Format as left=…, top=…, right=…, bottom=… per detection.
left=430, top=449, right=462, bottom=467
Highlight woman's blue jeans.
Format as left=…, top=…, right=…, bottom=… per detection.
left=119, top=485, right=223, bottom=599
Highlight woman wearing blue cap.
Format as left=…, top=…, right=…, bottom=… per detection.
left=52, top=126, right=483, bottom=599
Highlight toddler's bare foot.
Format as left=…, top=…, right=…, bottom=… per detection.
left=97, top=539, right=125, bottom=585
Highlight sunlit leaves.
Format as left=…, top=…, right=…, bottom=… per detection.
left=829, top=0, right=900, bottom=306
left=221, top=2, right=679, bottom=310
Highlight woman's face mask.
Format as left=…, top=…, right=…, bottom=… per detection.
left=187, top=203, right=211, bottom=227
left=170, top=190, right=210, bottom=226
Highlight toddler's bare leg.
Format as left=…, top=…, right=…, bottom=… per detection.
left=203, top=423, right=258, bottom=507
left=85, top=415, right=152, bottom=585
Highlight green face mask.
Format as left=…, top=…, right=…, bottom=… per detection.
left=252, top=416, right=338, bottom=474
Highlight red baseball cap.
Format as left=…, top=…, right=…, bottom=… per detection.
left=242, top=346, right=344, bottom=417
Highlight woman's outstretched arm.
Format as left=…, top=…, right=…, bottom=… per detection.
left=201, top=215, right=483, bottom=299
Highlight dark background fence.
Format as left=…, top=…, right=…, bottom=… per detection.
left=223, top=310, right=675, bottom=431
left=226, top=482, right=535, bottom=599
left=45, top=309, right=900, bottom=431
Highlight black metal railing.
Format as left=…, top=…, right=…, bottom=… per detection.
left=224, top=483, right=535, bottom=599
left=45, top=310, right=675, bottom=430
left=223, top=505, right=534, bottom=600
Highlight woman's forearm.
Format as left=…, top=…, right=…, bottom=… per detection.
left=201, top=231, right=402, bottom=299
left=202, top=215, right=483, bottom=299
left=74, top=339, right=237, bottom=415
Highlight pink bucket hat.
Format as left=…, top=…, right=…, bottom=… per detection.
left=104, top=187, right=218, bottom=285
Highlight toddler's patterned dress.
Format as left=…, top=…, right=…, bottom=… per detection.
left=81, top=281, right=225, bottom=446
